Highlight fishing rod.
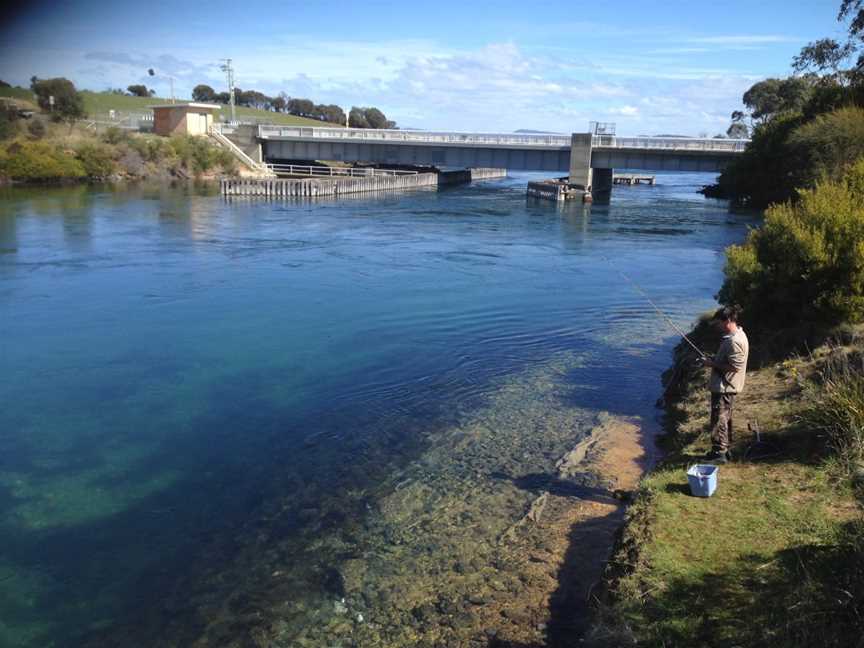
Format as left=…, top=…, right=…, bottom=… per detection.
left=604, top=258, right=707, bottom=360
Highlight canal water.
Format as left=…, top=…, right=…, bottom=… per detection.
left=0, top=174, right=757, bottom=647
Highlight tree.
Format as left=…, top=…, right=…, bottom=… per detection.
left=31, top=77, right=85, bottom=124
left=364, top=107, right=395, bottom=129
left=348, top=106, right=396, bottom=129
left=348, top=107, right=370, bottom=128
left=271, top=95, right=286, bottom=112
left=245, top=91, right=270, bottom=110
left=318, top=104, right=345, bottom=125
left=127, top=84, right=152, bottom=97
left=0, top=80, right=10, bottom=88
left=287, top=98, right=314, bottom=117
left=192, top=84, right=217, bottom=102
left=214, top=92, right=230, bottom=104
left=726, top=121, right=749, bottom=139
left=742, top=77, right=815, bottom=122
left=794, top=1, right=864, bottom=77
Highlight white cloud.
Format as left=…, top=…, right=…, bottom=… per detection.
left=0, top=36, right=766, bottom=135
left=685, top=34, right=801, bottom=46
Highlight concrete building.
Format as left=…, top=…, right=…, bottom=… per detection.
left=151, top=103, right=220, bottom=137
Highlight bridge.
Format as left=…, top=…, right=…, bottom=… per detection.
left=216, top=123, right=748, bottom=196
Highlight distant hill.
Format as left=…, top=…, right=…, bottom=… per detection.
left=0, top=86, right=336, bottom=127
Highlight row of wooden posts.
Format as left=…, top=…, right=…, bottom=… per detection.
left=220, top=173, right=441, bottom=198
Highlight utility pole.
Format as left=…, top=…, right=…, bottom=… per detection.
left=220, top=58, right=236, bottom=122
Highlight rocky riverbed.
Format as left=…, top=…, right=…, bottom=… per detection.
left=84, top=350, right=658, bottom=648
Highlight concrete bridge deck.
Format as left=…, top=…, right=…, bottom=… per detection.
left=253, top=125, right=747, bottom=174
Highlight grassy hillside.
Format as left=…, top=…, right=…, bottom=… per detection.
left=0, top=86, right=34, bottom=102
left=0, top=87, right=337, bottom=127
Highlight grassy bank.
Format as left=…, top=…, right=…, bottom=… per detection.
left=0, top=87, right=337, bottom=128
left=0, top=119, right=239, bottom=183
left=591, top=153, right=864, bottom=647
left=592, top=317, right=864, bottom=647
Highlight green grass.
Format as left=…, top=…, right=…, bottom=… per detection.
left=596, top=339, right=864, bottom=648
left=0, top=86, right=37, bottom=104
left=0, top=87, right=335, bottom=127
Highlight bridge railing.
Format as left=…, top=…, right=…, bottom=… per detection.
left=257, top=125, right=749, bottom=153
left=595, top=135, right=749, bottom=152
left=258, top=125, right=572, bottom=147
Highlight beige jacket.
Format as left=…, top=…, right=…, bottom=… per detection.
left=709, top=327, right=749, bottom=394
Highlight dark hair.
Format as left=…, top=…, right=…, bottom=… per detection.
left=714, top=304, right=743, bottom=323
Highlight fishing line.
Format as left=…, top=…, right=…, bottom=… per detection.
left=602, top=256, right=706, bottom=359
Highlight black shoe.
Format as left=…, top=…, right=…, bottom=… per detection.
left=707, top=450, right=728, bottom=464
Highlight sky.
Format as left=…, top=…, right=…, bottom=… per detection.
left=0, top=0, right=848, bottom=135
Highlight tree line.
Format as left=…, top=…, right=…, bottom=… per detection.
left=191, top=84, right=395, bottom=128
left=2, top=75, right=397, bottom=130
left=710, top=0, right=864, bottom=208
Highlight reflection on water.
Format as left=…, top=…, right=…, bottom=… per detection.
left=0, top=175, right=757, bottom=646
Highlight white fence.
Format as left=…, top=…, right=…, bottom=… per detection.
left=257, top=125, right=749, bottom=153
left=266, top=163, right=419, bottom=177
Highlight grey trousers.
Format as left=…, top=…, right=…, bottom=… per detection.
left=710, top=392, right=736, bottom=452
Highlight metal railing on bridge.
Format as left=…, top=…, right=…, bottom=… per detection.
left=591, top=134, right=748, bottom=152
left=258, top=125, right=573, bottom=147
left=266, top=163, right=419, bottom=177
left=257, top=125, right=749, bottom=153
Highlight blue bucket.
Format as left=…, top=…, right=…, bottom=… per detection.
left=687, top=464, right=718, bottom=497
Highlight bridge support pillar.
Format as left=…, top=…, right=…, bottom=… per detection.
left=591, top=168, right=613, bottom=202
left=568, top=133, right=593, bottom=189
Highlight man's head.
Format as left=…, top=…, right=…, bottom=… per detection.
left=713, top=305, right=742, bottom=334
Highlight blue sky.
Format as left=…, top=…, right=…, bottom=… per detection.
left=0, top=0, right=846, bottom=135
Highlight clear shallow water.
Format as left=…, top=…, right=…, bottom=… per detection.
left=0, top=175, right=757, bottom=646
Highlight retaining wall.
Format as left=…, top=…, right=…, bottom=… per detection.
left=220, top=168, right=507, bottom=198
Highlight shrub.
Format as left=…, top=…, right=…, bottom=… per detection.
left=26, top=119, right=46, bottom=139
left=102, top=126, right=129, bottom=145
left=718, top=158, right=864, bottom=329
left=787, top=107, right=864, bottom=189
left=128, top=135, right=175, bottom=163
left=116, top=145, right=146, bottom=177
left=0, top=140, right=85, bottom=180
left=76, top=143, right=115, bottom=178
left=802, top=349, right=864, bottom=471
left=0, top=103, right=19, bottom=141
left=169, top=135, right=234, bottom=173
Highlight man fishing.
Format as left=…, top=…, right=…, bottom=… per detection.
left=702, top=305, right=749, bottom=463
